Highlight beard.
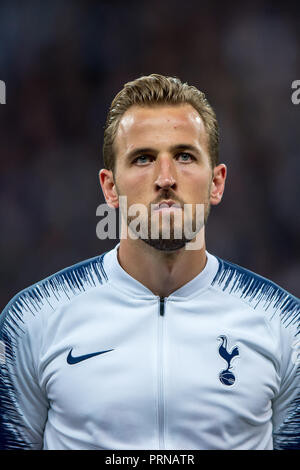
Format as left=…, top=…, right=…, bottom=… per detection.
left=126, top=201, right=211, bottom=252
left=115, top=178, right=213, bottom=252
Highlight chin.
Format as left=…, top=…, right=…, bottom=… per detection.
left=142, top=237, right=188, bottom=252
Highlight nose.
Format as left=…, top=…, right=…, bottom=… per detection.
left=154, top=156, right=176, bottom=190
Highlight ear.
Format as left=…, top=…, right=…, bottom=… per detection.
left=210, top=164, right=227, bottom=206
left=99, top=169, right=119, bottom=208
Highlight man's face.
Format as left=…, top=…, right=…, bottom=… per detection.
left=103, top=104, right=224, bottom=251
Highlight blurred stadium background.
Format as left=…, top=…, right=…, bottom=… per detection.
left=0, top=0, right=299, bottom=308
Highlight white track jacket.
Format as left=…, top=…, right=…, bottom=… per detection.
left=0, top=243, right=299, bottom=450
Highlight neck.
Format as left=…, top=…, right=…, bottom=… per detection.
left=117, top=230, right=207, bottom=297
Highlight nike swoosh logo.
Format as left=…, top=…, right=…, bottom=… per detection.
left=67, top=348, right=114, bottom=365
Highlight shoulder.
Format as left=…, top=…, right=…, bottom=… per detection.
left=211, top=256, right=300, bottom=331
left=0, top=251, right=110, bottom=338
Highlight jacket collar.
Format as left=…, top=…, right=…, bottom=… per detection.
left=102, top=243, right=220, bottom=300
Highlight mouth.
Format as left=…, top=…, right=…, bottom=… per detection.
left=153, top=200, right=182, bottom=211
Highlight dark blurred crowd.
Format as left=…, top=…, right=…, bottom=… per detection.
left=0, top=0, right=299, bottom=308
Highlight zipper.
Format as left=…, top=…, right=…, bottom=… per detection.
left=157, top=296, right=165, bottom=449
left=159, top=296, right=165, bottom=316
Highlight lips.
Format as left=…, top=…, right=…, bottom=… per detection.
left=153, top=200, right=182, bottom=211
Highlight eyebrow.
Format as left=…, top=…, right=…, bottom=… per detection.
left=127, top=144, right=201, bottom=160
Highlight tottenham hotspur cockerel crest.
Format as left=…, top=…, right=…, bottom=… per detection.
left=218, top=335, right=240, bottom=386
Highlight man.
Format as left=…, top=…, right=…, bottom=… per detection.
left=0, top=74, right=299, bottom=450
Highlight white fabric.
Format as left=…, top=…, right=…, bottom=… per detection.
left=0, top=243, right=299, bottom=450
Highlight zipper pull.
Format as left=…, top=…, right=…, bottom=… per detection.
left=159, top=297, right=165, bottom=316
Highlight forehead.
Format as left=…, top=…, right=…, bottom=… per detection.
left=114, top=104, right=208, bottom=152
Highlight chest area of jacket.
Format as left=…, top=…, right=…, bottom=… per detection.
left=41, top=294, right=279, bottom=422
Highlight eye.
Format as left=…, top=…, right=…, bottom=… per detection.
left=133, top=155, right=154, bottom=165
left=176, top=152, right=195, bottom=162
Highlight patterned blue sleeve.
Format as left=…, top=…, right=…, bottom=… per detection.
left=0, top=290, right=49, bottom=449
left=0, top=254, right=107, bottom=449
left=272, top=301, right=300, bottom=450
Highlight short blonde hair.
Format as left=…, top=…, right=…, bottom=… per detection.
left=103, top=74, right=219, bottom=172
